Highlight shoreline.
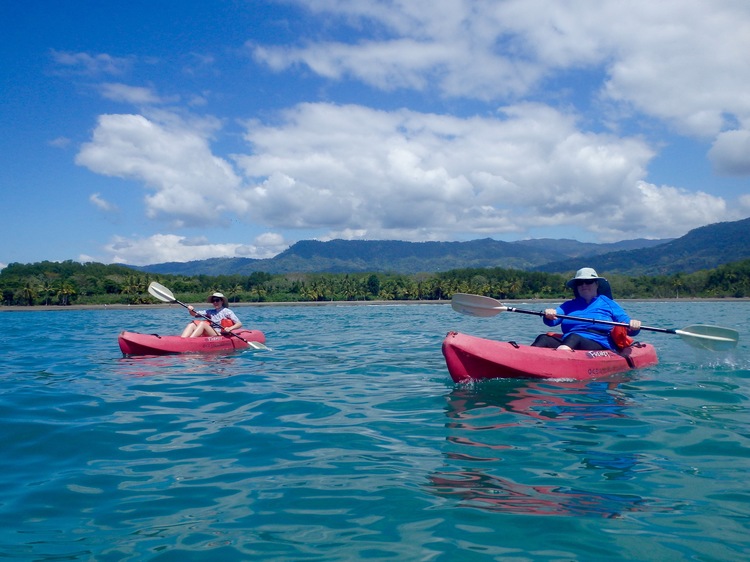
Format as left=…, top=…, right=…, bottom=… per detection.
left=1, top=297, right=747, bottom=313
left=0, top=300, right=451, bottom=312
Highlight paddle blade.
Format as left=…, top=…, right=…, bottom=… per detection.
left=148, top=281, right=176, bottom=303
left=676, top=324, right=739, bottom=351
left=451, top=293, right=507, bottom=317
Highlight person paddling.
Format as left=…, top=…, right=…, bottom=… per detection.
left=531, top=268, right=641, bottom=351
left=181, top=292, right=243, bottom=338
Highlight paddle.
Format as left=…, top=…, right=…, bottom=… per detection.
left=147, top=281, right=268, bottom=350
left=451, top=293, right=739, bottom=352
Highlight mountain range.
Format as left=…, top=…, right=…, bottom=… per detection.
left=135, top=217, right=750, bottom=277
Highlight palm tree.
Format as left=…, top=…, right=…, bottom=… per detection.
left=21, top=281, right=38, bottom=306
left=56, top=282, right=76, bottom=305
left=252, top=284, right=267, bottom=302
left=228, top=284, right=243, bottom=303
left=38, top=275, right=54, bottom=305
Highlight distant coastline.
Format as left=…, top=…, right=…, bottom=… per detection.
left=2, top=297, right=747, bottom=313
left=0, top=300, right=450, bottom=312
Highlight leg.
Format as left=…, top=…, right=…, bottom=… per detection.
left=531, top=334, right=563, bottom=348
left=190, top=321, right=219, bottom=337
left=560, top=333, right=607, bottom=351
left=181, top=322, right=197, bottom=337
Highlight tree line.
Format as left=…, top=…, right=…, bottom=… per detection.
left=1, top=259, right=749, bottom=307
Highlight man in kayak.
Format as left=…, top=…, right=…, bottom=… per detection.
left=531, top=268, right=641, bottom=351
left=180, top=292, right=243, bottom=338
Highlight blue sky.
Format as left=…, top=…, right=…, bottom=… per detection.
left=2, top=0, right=749, bottom=267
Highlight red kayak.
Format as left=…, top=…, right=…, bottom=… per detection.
left=442, top=331, right=658, bottom=383
left=118, top=330, right=266, bottom=356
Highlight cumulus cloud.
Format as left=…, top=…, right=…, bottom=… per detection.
left=69, top=0, right=749, bottom=267
left=76, top=101, right=733, bottom=245
left=100, top=233, right=289, bottom=265
left=591, top=181, right=729, bottom=239
left=709, top=129, right=750, bottom=175
left=75, top=113, right=244, bottom=226
left=234, top=102, right=727, bottom=241
left=257, top=0, right=750, bottom=141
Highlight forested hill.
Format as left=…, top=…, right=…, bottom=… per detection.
left=133, top=216, right=750, bottom=276
left=534, top=217, right=750, bottom=275
left=135, top=237, right=668, bottom=276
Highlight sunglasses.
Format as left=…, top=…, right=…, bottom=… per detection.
left=576, top=279, right=597, bottom=286
left=211, top=297, right=223, bottom=302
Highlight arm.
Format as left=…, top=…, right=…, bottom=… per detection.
left=187, top=306, right=208, bottom=318
left=606, top=298, right=641, bottom=335
left=221, top=309, right=243, bottom=332
left=542, top=307, right=562, bottom=327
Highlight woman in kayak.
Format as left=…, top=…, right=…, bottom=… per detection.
left=531, top=268, right=641, bottom=351
left=180, top=292, right=243, bottom=338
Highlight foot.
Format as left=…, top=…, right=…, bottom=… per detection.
left=557, top=345, right=573, bottom=351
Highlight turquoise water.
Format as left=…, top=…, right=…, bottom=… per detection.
left=1, top=301, right=749, bottom=561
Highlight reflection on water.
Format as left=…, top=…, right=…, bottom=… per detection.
left=429, top=470, right=647, bottom=517
left=429, top=378, right=677, bottom=518
left=446, top=378, right=633, bottom=423
left=114, top=352, right=252, bottom=378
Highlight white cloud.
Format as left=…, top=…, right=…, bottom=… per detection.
left=98, top=83, right=174, bottom=105
left=50, top=50, right=133, bottom=76
left=596, top=3, right=750, bottom=137
left=709, top=129, right=750, bottom=176
left=235, top=101, right=729, bottom=241
left=99, top=233, right=288, bottom=266
left=89, top=192, right=118, bottom=212
left=70, top=1, right=749, bottom=267
left=75, top=113, right=244, bottom=226
left=48, top=137, right=71, bottom=149
left=77, top=101, right=735, bottom=246
left=591, top=181, right=731, bottom=240
left=258, top=1, right=750, bottom=145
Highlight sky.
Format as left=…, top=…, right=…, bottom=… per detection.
left=2, top=0, right=750, bottom=268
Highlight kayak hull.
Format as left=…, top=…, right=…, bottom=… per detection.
left=442, top=331, right=658, bottom=383
left=118, top=330, right=266, bottom=356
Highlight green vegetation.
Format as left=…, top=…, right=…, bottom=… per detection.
left=1, top=259, right=749, bottom=306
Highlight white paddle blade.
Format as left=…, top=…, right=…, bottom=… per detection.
left=676, top=324, right=739, bottom=351
left=451, top=293, right=507, bottom=317
left=148, top=281, right=176, bottom=303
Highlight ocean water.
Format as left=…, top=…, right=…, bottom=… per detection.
left=1, top=300, right=749, bottom=561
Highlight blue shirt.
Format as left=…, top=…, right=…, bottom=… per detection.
left=543, top=295, right=639, bottom=350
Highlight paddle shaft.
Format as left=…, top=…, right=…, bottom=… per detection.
left=507, top=305, right=679, bottom=335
